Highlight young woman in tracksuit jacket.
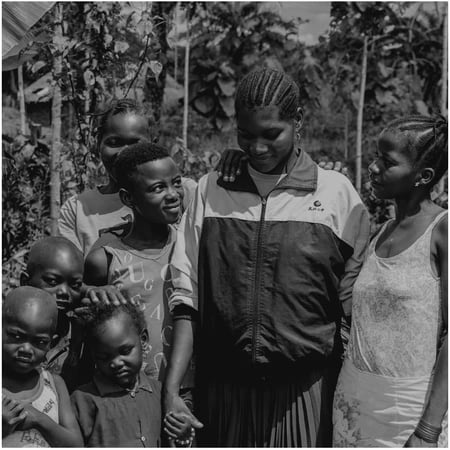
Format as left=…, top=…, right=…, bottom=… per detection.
left=162, top=68, right=370, bottom=447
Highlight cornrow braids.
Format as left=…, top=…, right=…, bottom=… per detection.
left=384, top=115, right=448, bottom=187
left=95, top=99, right=151, bottom=152
left=235, top=68, right=300, bottom=120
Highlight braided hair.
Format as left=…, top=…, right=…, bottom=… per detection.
left=383, top=115, right=448, bottom=186
left=95, top=99, right=151, bottom=153
left=235, top=68, right=300, bottom=120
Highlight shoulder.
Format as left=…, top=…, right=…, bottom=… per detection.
left=85, top=246, right=109, bottom=270
left=181, top=177, right=197, bottom=191
left=70, top=382, right=99, bottom=402
left=432, top=211, right=448, bottom=254
left=317, top=167, right=358, bottom=197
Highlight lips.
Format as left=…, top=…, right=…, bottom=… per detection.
left=14, top=356, right=33, bottom=366
left=163, top=203, right=181, bottom=212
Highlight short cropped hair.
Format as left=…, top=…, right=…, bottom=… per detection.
left=114, top=140, right=170, bottom=191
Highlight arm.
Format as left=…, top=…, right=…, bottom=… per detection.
left=405, top=216, right=448, bottom=447
left=337, top=179, right=370, bottom=348
left=58, top=195, right=82, bottom=252
left=83, top=247, right=109, bottom=286
left=338, top=180, right=371, bottom=314
left=18, top=375, right=83, bottom=447
left=164, top=316, right=202, bottom=430
left=164, top=178, right=209, bottom=431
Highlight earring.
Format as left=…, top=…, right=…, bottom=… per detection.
left=414, top=181, right=421, bottom=187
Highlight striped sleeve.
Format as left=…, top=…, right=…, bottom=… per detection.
left=169, top=175, right=208, bottom=312
left=338, top=177, right=370, bottom=316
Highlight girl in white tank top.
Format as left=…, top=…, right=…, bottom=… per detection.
left=333, top=115, right=448, bottom=447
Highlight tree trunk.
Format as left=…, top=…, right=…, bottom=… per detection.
left=18, top=65, right=26, bottom=135
left=183, top=18, right=190, bottom=150
left=356, top=36, right=368, bottom=193
left=144, top=2, right=172, bottom=125
left=344, top=109, right=348, bottom=160
left=442, top=3, right=447, bottom=116
left=174, top=2, right=179, bottom=83
left=50, top=2, right=63, bottom=236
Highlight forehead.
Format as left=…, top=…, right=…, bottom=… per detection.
left=93, top=314, right=139, bottom=347
left=4, top=302, right=55, bottom=336
left=134, top=157, right=179, bottom=183
left=103, top=113, right=150, bottom=137
left=236, top=105, right=289, bottom=128
left=32, top=246, right=83, bottom=275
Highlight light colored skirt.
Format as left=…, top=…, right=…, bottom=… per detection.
left=333, top=358, right=448, bottom=447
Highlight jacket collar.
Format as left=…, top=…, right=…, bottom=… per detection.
left=93, top=371, right=154, bottom=397
left=216, top=148, right=317, bottom=194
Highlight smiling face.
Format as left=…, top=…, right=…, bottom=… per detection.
left=122, top=157, right=184, bottom=225
left=91, top=313, right=147, bottom=389
left=2, top=293, right=56, bottom=376
left=236, top=105, right=296, bottom=174
left=368, top=131, right=419, bottom=199
left=99, top=113, right=150, bottom=180
left=26, top=246, right=83, bottom=312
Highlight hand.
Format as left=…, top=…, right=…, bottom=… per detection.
left=404, top=433, right=437, bottom=447
left=164, top=411, right=192, bottom=441
left=2, top=396, right=27, bottom=436
left=163, top=391, right=203, bottom=433
left=81, top=285, right=131, bottom=307
left=216, top=148, right=248, bottom=182
left=14, top=403, right=42, bottom=431
left=318, top=160, right=351, bottom=179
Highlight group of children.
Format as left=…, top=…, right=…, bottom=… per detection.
left=3, top=67, right=448, bottom=448
left=3, top=100, right=199, bottom=447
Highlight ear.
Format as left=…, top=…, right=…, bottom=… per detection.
left=295, top=107, right=304, bottom=131
left=51, top=334, right=60, bottom=348
left=20, top=271, right=30, bottom=286
left=140, top=328, right=149, bottom=351
left=119, top=187, right=134, bottom=209
left=418, top=168, right=435, bottom=186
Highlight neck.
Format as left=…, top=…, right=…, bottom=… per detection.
left=3, top=367, right=39, bottom=392
left=98, top=177, right=119, bottom=194
left=125, top=215, right=170, bottom=248
left=394, top=190, right=434, bottom=221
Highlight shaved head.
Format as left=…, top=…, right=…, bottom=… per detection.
left=3, top=286, right=58, bottom=333
left=26, top=237, right=83, bottom=276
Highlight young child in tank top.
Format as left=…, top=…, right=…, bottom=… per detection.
left=84, top=141, right=195, bottom=446
left=2, top=287, right=82, bottom=447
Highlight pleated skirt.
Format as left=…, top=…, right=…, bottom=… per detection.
left=196, top=363, right=339, bottom=447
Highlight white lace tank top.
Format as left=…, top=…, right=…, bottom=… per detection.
left=348, top=211, right=447, bottom=377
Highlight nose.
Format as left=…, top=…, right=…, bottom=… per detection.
left=109, top=356, right=124, bottom=370
left=56, top=284, right=70, bottom=301
left=18, top=342, right=33, bottom=356
left=166, top=185, right=180, bottom=201
left=251, top=141, right=269, bottom=154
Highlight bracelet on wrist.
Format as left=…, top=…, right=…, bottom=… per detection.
left=414, top=418, right=442, bottom=444
left=174, top=427, right=195, bottom=447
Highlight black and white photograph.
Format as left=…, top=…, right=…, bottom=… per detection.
left=2, top=1, right=448, bottom=447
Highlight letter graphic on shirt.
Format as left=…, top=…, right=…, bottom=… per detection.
left=144, top=278, right=154, bottom=291
left=161, top=325, right=173, bottom=347
left=148, top=303, right=161, bottom=320
left=129, top=261, right=145, bottom=283
left=154, top=352, right=167, bottom=373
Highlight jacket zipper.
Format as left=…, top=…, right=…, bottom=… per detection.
left=252, top=196, right=267, bottom=364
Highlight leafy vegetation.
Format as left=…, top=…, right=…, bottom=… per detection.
left=2, top=1, right=447, bottom=293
